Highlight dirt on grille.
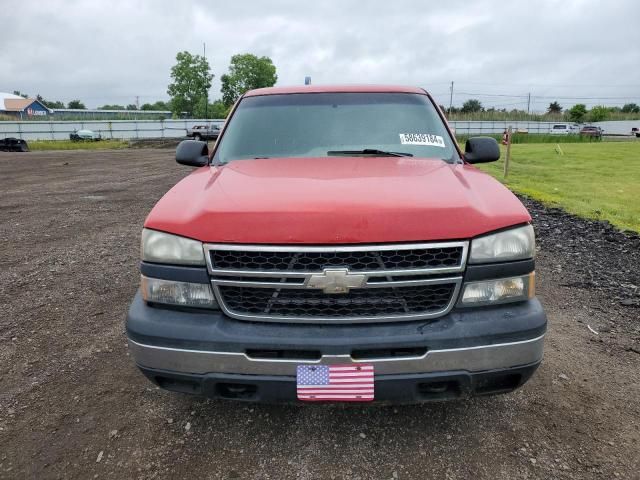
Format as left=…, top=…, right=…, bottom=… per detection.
left=0, top=149, right=638, bottom=480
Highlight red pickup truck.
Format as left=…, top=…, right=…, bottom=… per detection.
left=126, top=85, right=546, bottom=404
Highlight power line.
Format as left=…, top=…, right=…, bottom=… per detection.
left=450, top=81, right=640, bottom=88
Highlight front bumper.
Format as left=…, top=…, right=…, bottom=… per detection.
left=126, top=292, right=546, bottom=403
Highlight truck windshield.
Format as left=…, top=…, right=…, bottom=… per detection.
left=213, top=92, right=458, bottom=164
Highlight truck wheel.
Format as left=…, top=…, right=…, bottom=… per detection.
left=193, top=134, right=201, bottom=141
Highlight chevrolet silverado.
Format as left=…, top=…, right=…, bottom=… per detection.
left=126, top=85, right=546, bottom=404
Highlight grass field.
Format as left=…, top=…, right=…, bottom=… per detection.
left=476, top=142, right=640, bottom=233
left=28, top=139, right=129, bottom=151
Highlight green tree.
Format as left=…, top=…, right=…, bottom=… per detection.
left=167, top=51, right=213, bottom=117
left=588, top=105, right=609, bottom=122
left=460, top=99, right=483, bottom=113
left=567, top=104, right=587, bottom=122
left=140, top=101, right=170, bottom=111
left=210, top=100, right=231, bottom=118
left=98, top=104, right=126, bottom=110
left=36, top=94, right=65, bottom=109
left=13, top=90, right=28, bottom=98
left=126, top=104, right=138, bottom=110
left=547, top=101, right=562, bottom=114
left=67, top=99, right=86, bottom=109
left=621, top=103, right=640, bottom=114
left=193, top=98, right=232, bottom=118
left=221, top=53, right=277, bottom=107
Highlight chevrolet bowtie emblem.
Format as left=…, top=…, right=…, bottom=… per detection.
left=306, top=268, right=366, bottom=294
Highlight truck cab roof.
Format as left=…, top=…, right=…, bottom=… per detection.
left=244, top=84, right=428, bottom=97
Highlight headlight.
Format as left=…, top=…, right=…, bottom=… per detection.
left=141, top=275, right=217, bottom=308
left=459, top=273, right=535, bottom=307
left=141, top=228, right=205, bottom=266
left=470, top=225, right=535, bottom=264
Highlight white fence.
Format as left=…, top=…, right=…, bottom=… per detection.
left=0, top=119, right=225, bottom=141
left=0, top=119, right=637, bottom=141
left=450, top=120, right=638, bottom=136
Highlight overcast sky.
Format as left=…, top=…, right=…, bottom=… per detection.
left=1, top=0, right=638, bottom=111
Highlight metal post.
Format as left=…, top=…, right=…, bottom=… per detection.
left=504, top=126, right=512, bottom=178
left=448, top=81, right=454, bottom=114
left=203, top=42, right=208, bottom=120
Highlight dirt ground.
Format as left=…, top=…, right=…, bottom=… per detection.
left=0, top=149, right=638, bottom=480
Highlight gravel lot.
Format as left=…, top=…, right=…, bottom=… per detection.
left=0, top=149, right=638, bottom=479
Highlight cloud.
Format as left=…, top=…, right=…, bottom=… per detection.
left=0, top=0, right=637, bottom=110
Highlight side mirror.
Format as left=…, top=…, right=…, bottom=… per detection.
left=463, top=137, right=500, bottom=164
left=176, top=140, right=209, bottom=167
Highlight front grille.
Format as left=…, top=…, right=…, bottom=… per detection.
left=210, top=246, right=463, bottom=272
left=205, top=242, right=468, bottom=323
left=219, top=284, right=456, bottom=319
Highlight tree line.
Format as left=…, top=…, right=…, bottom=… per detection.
left=166, top=51, right=277, bottom=118
left=445, top=99, right=640, bottom=122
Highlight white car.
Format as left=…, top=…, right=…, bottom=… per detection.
left=70, top=129, right=102, bottom=141
left=549, top=124, right=579, bottom=135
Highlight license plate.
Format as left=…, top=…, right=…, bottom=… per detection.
left=296, top=364, right=374, bottom=402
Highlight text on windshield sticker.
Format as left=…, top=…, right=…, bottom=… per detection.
left=399, top=133, right=445, bottom=147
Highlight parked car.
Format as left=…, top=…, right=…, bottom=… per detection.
left=186, top=124, right=221, bottom=141
left=127, top=85, right=546, bottom=404
left=549, top=123, right=579, bottom=135
left=579, top=126, right=603, bottom=139
left=632, top=127, right=639, bottom=138
left=0, top=137, right=29, bottom=152
left=69, top=129, right=102, bottom=141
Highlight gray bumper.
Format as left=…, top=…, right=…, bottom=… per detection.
left=128, top=335, right=544, bottom=376
left=126, top=292, right=546, bottom=377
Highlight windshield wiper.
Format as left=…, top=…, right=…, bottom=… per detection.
left=327, top=149, right=413, bottom=157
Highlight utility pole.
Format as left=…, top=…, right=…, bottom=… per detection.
left=135, top=96, right=139, bottom=109
left=448, top=81, right=454, bottom=114
left=203, top=42, right=208, bottom=119
left=527, top=92, right=531, bottom=114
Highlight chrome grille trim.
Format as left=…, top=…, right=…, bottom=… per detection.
left=204, top=241, right=469, bottom=275
left=212, top=275, right=463, bottom=289
left=211, top=280, right=463, bottom=323
left=203, top=242, right=468, bottom=323
left=205, top=242, right=468, bottom=253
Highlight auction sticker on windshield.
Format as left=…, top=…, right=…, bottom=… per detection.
left=399, top=133, right=445, bottom=147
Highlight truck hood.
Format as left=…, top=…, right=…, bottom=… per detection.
left=145, top=157, right=531, bottom=243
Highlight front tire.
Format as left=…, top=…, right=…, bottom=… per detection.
left=193, top=134, right=201, bottom=141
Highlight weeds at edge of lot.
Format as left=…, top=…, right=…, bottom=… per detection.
left=476, top=142, right=640, bottom=234
left=27, top=139, right=129, bottom=151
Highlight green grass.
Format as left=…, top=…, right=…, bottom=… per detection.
left=475, top=142, right=640, bottom=233
left=28, top=139, right=129, bottom=151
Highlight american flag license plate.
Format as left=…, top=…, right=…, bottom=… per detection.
left=296, top=364, right=374, bottom=402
